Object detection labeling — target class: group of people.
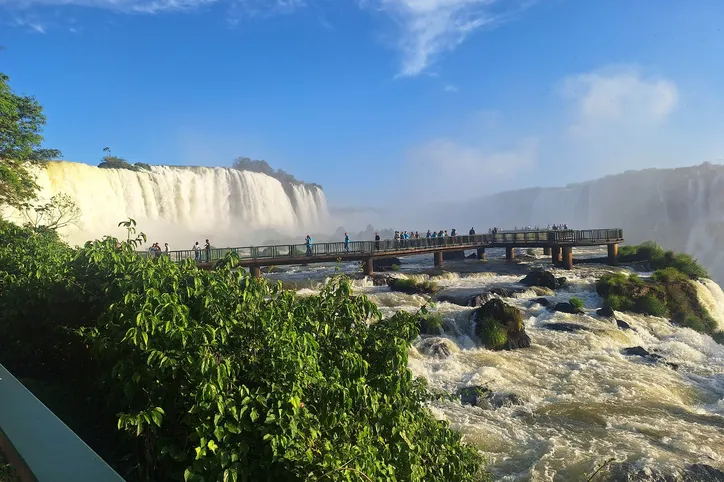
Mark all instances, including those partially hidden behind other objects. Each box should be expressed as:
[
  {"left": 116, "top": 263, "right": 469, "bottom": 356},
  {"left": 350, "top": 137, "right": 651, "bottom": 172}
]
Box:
[
  {"left": 147, "top": 242, "right": 169, "bottom": 258},
  {"left": 192, "top": 239, "right": 212, "bottom": 261}
]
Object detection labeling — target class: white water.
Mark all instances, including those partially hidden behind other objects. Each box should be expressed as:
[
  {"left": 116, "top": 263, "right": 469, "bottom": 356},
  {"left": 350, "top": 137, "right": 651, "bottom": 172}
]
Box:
[
  {"left": 7, "top": 161, "right": 328, "bottom": 247},
  {"left": 269, "top": 251, "right": 724, "bottom": 481}
]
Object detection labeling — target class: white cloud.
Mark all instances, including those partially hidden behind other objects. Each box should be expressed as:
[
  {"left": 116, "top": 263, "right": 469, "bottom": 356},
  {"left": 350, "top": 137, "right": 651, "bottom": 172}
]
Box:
[
  {"left": 361, "top": 0, "right": 527, "bottom": 77},
  {"left": 561, "top": 67, "right": 678, "bottom": 137},
  {"left": 444, "top": 84, "right": 458, "bottom": 92}
]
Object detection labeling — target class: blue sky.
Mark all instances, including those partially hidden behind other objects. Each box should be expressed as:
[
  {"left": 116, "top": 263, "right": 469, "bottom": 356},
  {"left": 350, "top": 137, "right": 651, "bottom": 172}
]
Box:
[{"left": 2, "top": 0, "right": 724, "bottom": 207}]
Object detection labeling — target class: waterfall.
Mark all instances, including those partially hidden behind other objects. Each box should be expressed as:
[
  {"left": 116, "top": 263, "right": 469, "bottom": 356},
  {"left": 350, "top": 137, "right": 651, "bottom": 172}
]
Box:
[
  {"left": 8, "top": 161, "right": 328, "bottom": 248},
  {"left": 445, "top": 163, "right": 724, "bottom": 283}
]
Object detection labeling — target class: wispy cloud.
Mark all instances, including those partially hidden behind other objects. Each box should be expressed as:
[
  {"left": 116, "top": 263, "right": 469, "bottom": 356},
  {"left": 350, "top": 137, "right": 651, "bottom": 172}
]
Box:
[
  {"left": 444, "top": 84, "right": 458, "bottom": 92},
  {"left": 13, "top": 16, "right": 47, "bottom": 33},
  {"left": 360, "top": 0, "right": 532, "bottom": 77}
]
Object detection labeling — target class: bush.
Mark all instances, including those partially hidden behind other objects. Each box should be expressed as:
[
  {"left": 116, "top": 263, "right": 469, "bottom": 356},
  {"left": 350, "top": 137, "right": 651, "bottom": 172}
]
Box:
[
  {"left": 477, "top": 318, "right": 508, "bottom": 350},
  {"left": 568, "top": 297, "right": 584, "bottom": 310},
  {"left": 652, "top": 267, "right": 689, "bottom": 283},
  {"left": 389, "top": 278, "right": 439, "bottom": 295},
  {"left": 634, "top": 294, "right": 668, "bottom": 317},
  {"left": 0, "top": 222, "right": 486, "bottom": 481},
  {"left": 134, "top": 162, "right": 152, "bottom": 171},
  {"left": 618, "top": 241, "right": 709, "bottom": 279},
  {"left": 98, "top": 155, "right": 137, "bottom": 171},
  {"left": 391, "top": 264, "right": 401, "bottom": 271},
  {"left": 418, "top": 313, "right": 444, "bottom": 335}
]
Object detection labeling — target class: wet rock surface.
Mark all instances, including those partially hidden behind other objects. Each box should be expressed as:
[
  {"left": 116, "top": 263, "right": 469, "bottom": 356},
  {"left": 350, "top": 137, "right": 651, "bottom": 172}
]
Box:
[
  {"left": 520, "top": 269, "right": 566, "bottom": 290},
  {"left": 531, "top": 297, "right": 551, "bottom": 307},
  {"left": 552, "top": 302, "right": 585, "bottom": 314},
  {"left": 473, "top": 299, "right": 531, "bottom": 350},
  {"left": 457, "top": 385, "right": 524, "bottom": 410},
  {"left": 541, "top": 322, "right": 590, "bottom": 332},
  {"left": 597, "top": 306, "right": 615, "bottom": 317},
  {"left": 371, "top": 257, "right": 403, "bottom": 271},
  {"left": 622, "top": 346, "right": 679, "bottom": 370},
  {"left": 417, "top": 338, "right": 454, "bottom": 359},
  {"left": 617, "top": 319, "right": 633, "bottom": 330}
]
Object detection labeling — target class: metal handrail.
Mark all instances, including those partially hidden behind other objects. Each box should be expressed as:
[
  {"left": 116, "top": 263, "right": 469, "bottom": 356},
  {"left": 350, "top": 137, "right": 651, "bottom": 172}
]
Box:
[
  {"left": 0, "top": 364, "right": 125, "bottom": 482},
  {"left": 139, "top": 229, "right": 623, "bottom": 263}
]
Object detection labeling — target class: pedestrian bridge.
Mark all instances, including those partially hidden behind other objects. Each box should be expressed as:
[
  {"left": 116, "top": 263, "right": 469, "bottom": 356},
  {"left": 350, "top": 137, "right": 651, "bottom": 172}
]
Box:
[{"left": 162, "top": 228, "right": 624, "bottom": 276}]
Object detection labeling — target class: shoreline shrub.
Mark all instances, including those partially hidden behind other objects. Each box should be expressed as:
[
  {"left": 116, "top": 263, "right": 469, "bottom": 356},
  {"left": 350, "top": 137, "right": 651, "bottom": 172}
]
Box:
[{"left": 0, "top": 222, "right": 486, "bottom": 481}]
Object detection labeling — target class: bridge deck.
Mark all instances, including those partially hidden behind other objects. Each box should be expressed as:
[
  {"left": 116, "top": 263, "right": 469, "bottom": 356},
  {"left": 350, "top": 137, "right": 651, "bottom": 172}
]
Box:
[{"left": 153, "top": 229, "right": 623, "bottom": 268}]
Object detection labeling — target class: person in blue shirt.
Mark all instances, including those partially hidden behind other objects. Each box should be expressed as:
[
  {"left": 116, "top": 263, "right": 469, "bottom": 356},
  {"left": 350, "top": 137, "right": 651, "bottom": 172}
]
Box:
[
  {"left": 306, "top": 235, "right": 313, "bottom": 256},
  {"left": 344, "top": 233, "right": 350, "bottom": 252}
]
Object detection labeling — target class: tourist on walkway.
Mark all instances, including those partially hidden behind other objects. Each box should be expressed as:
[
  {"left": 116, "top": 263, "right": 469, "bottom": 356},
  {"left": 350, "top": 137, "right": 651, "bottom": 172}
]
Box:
[
  {"left": 306, "top": 235, "right": 313, "bottom": 256},
  {"left": 193, "top": 241, "right": 201, "bottom": 261},
  {"left": 164, "top": 242, "right": 170, "bottom": 256},
  {"left": 375, "top": 232, "right": 380, "bottom": 251},
  {"left": 344, "top": 232, "right": 350, "bottom": 253},
  {"left": 205, "top": 239, "right": 211, "bottom": 262},
  {"left": 469, "top": 227, "right": 475, "bottom": 235}
]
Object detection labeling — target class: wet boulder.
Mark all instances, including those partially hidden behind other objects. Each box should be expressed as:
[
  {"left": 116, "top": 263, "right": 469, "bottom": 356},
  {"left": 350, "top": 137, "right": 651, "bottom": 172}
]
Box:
[
  {"left": 473, "top": 299, "right": 531, "bottom": 350},
  {"left": 622, "top": 346, "right": 679, "bottom": 370},
  {"left": 531, "top": 297, "right": 551, "bottom": 307},
  {"left": 541, "top": 322, "right": 589, "bottom": 332},
  {"left": 520, "top": 269, "right": 566, "bottom": 290},
  {"left": 388, "top": 278, "right": 439, "bottom": 295},
  {"left": 616, "top": 319, "right": 632, "bottom": 330},
  {"left": 489, "top": 287, "right": 526, "bottom": 298},
  {"left": 456, "top": 386, "right": 524, "bottom": 410},
  {"left": 597, "top": 306, "right": 615, "bottom": 317},
  {"left": 417, "top": 338, "right": 455, "bottom": 359},
  {"left": 552, "top": 302, "right": 584, "bottom": 314}
]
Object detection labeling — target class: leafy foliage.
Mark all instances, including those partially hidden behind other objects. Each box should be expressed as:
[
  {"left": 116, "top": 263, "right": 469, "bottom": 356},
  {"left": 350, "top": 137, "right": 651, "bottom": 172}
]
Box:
[
  {"left": 232, "top": 157, "right": 322, "bottom": 189},
  {"left": 568, "top": 297, "right": 584, "bottom": 311},
  {"left": 618, "top": 241, "right": 709, "bottom": 279},
  {"left": 0, "top": 73, "right": 62, "bottom": 208},
  {"left": 20, "top": 193, "right": 80, "bottom": 230},
  {"left": 98, "top": 155, "right": 137, "bottom": 171},
  {"left": 0, "top": 220, "right": 486, "bottom": 482},
  {"left": 596, "top": 270, "right": 718, "bottom": 336}
]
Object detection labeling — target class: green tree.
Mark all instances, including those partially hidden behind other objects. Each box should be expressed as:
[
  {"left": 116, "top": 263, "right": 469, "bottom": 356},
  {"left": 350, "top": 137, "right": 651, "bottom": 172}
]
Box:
[{"left": 0, "top": 73, "right": 61, "bottom": 208}]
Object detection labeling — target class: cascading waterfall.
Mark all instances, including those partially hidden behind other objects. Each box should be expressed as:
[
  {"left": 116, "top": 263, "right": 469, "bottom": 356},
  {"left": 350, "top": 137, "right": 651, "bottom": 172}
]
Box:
[
  {"left": 9, "top": 161, "right": 328, "bottom": 247},
  {"left": 445, "top": 163, "right": 724, "bottom": 283}
]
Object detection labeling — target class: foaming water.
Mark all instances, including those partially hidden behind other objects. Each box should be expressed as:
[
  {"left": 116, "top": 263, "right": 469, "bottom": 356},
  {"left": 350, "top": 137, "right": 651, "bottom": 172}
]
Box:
[
  {"left": 272, "top": 249, "right": 724, "bottom": 480},
  {"left": 4, "top": 161, "right": 328, "bottom": 247}
]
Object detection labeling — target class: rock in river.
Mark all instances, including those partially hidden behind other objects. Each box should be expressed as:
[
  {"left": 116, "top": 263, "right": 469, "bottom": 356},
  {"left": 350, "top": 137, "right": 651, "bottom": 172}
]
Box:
[
  {"left": 552, "top": 302, "right": 585, "bottom": 314},
  {"left": 622, "top": 346, "right": 679, "bottom": 370},
  {"left": 457, "top": 385, "right": 524, "bottom": 410},
  {"left": 520, "top": 269, "right": 566, "bottom": 290},
  {"left": 473, "top": 299, "right": 531, "bottom": 350}
]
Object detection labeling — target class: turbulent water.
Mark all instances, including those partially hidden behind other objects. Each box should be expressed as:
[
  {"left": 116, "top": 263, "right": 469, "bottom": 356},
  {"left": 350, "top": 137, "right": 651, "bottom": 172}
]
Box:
[
  {"left": 266, "top": 249, "right": 724, "bottom": 481},
  {"left": 436, "top": 163, "right": 724, "bottom": 284},
  {"left": 9, "top": 161, "right": 328, "bottom": 248}
]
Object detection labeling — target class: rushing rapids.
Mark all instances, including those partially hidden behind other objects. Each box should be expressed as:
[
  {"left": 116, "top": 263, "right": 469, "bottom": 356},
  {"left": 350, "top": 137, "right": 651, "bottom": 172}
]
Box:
[
  {"left": 5, "top": 161, "right": 328, "bottom": 247},
  {"left": 266, "top": 247, "right": 724, "bottom": 481}
]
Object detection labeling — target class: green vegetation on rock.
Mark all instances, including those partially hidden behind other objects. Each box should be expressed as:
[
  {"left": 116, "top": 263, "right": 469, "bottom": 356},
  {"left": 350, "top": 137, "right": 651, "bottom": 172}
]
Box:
[
  {"left": 619, "top": 241, "right": 709, "bottom": 279},
  {"left": 597, "top": 270, "right": 718, "bottom": 335},
  {"left": 0, "top": 219, "right": 486, "bottom": 481},
  {"left": 389, "top": 277, "right": 439, "bottom": 295},
  {"left": 473, "top": 299, "right": 530, "bottom": 351},
  {"left": 569, "top": 297, "right": 584, "bottom": 311}
]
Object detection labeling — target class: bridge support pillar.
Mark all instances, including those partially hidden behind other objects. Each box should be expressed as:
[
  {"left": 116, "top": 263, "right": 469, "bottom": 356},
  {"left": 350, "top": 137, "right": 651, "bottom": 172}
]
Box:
[
  {"left": 434, "top": 252, "right": 443, "bottom": 267},
  {"left": 477, "top": 247, "right": 486, "bottom": 261},
  {"left": 250, "top": 266, "right": 261, "bottom": 279},
  {"left": 551, "top": 246, "right": 562, "bottom": 265},
  {"left": 562, "top": 247, "right": 573, "bottom": 270},
  {"left": 362, "top": 258, "right": 374, "bottom": 276},
  {"left": 607, "top": 243, "right": 618, "bottom": 266},
  {"left": 506, "top": 247, "right": 515, "bottom": 260},
  {"left": 543, "top": 247, "right": 551, "bottom": 256}
]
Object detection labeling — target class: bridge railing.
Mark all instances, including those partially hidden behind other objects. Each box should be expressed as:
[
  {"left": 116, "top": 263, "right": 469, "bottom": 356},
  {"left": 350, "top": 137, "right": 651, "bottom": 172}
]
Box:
[{"left": 141, "top": 229, "right": 623, "bottom": 263}]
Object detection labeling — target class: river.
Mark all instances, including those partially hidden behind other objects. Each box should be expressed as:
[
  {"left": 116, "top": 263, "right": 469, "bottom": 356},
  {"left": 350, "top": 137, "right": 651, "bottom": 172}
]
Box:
[{"left": 265, "top": 247, "right": 724, "bottom": 481}]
